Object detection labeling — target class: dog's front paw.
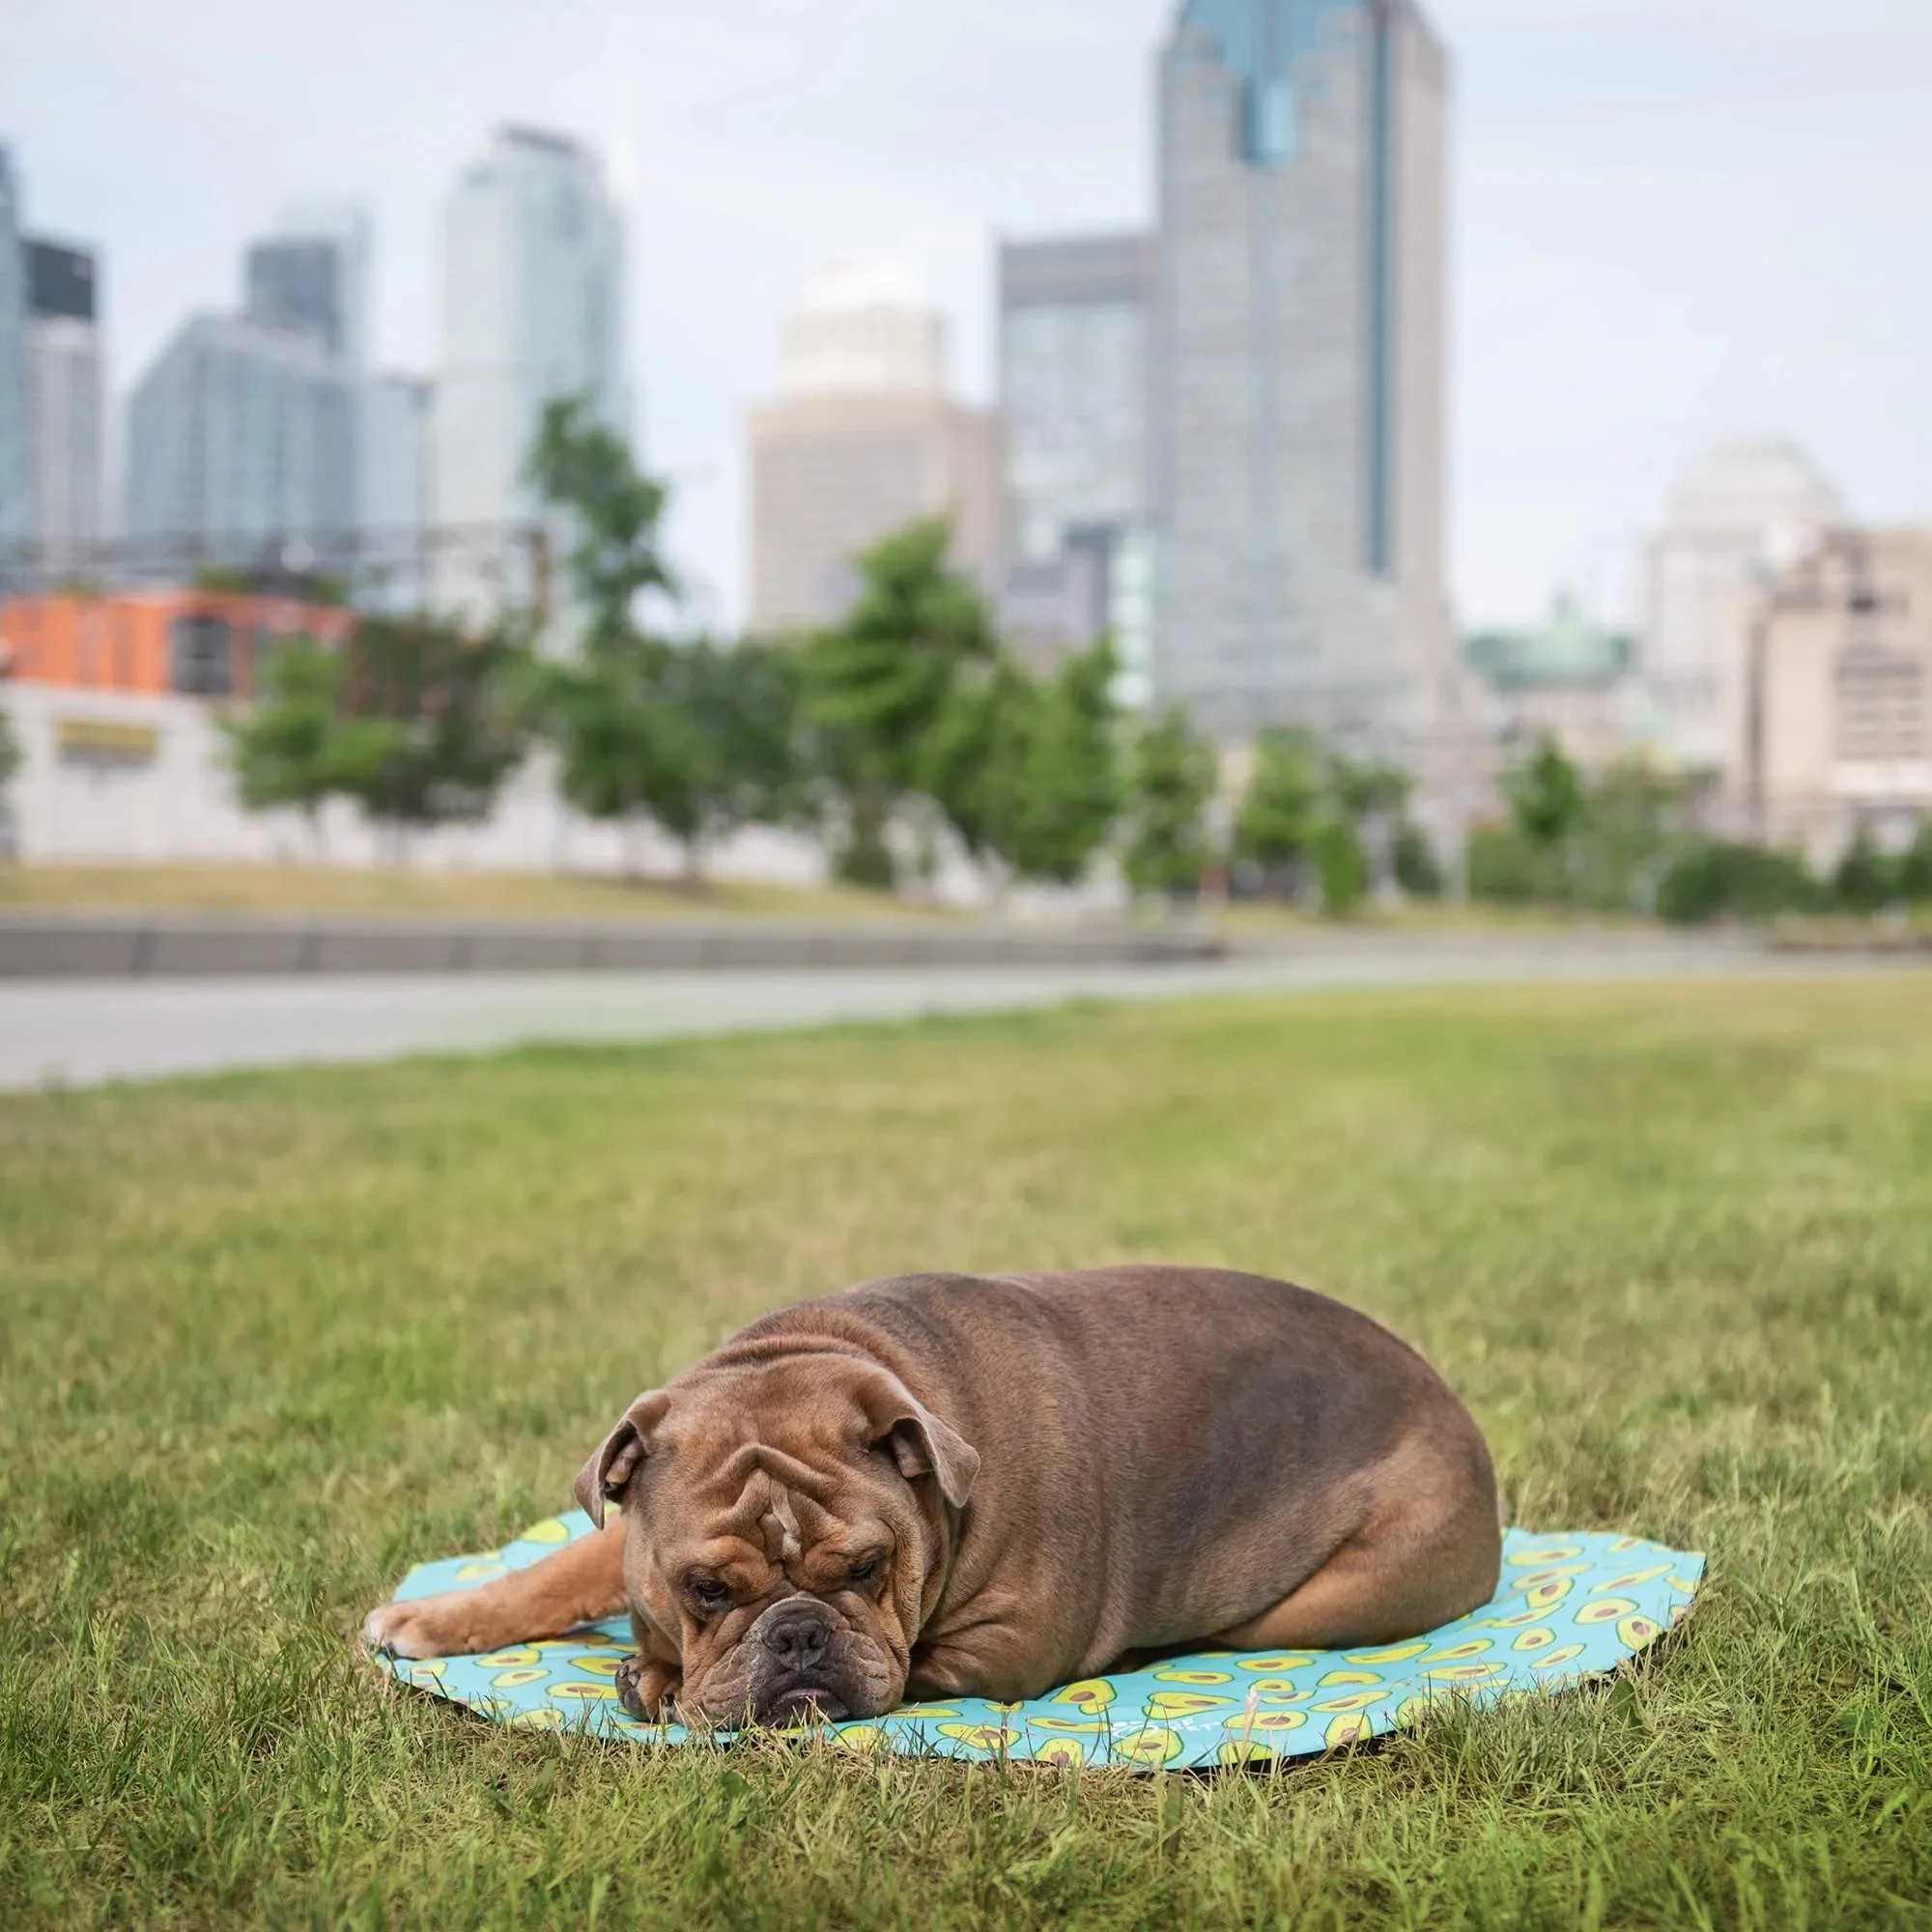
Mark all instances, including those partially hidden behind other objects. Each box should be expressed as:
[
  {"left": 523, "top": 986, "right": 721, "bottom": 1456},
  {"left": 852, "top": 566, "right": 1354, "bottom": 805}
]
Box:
[
  {"left": 362, "top": 1591, "right": 494, "bottom": 1661},
  {"left": 615, "top": 1652, "right": 680, "bottom": 1721}
]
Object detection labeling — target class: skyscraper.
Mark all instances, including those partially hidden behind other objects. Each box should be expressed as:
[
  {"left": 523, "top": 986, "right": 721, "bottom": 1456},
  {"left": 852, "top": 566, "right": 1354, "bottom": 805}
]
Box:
[
  {"left": 358, "top": 370, "right": 432, "bottom": 608},
  {"left": 244, "top": 204, "right": 369, "bottom": 369},
  {"left": 998, "top": 232, "right": 1156, "bottom": 687},
  {"left": 23, "top": 239, "right": 105, "bottom": 574},
  {"left": 750, "top": 258, "right": 1000, "bottom": 635},
  {"left": 431, "top": 126, "right": 625, "bottom": 617},
  {"left": 1151, "top": 0, "right": 1451, "bottom": 753},
  {"left": 124, "top": 314, "right": 356, "bottom": 563},
  {"left": 0, "top": 144, "right": 28, "bottom": 568}
]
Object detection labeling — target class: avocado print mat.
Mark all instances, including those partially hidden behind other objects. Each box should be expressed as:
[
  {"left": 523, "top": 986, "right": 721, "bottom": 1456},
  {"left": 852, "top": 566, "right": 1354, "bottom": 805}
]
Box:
[{"left": 372, "top": 1516, "right": 1702, "bottom": 1770}]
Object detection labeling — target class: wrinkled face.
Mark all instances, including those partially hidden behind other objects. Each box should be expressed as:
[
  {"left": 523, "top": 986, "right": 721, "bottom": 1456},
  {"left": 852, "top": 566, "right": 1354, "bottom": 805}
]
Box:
[{"left": 583, "top": 1358, "right": 974, "bottom": 1728}]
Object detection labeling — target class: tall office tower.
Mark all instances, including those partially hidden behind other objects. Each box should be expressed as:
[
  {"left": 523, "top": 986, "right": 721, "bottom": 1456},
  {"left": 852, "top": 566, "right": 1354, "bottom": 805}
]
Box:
[
  {"left": 998, "top": 232, "right": 1156, "bottom": 686},
  {"left": 244, "top": 204, "right": 369, "bottom": 369},
  {"left": 750, "top": 258, "right": 1000, "bottom": 635},
  {"left": 0, "top": 144, "right": 28, "bottom": 569},
  {"left": 1644, "top": 440, "right": 1844, "bottom": 809},
  {"left": 431, "top": 126, "right": 625, "bottom": 618},
  {"left": 23, "top": 239, "right": 105, "bottom": 575},
  {"left": 124, "top": 314, "right": 356, "bottom": 566},
  {"left": 1152, "top": 0, "right": 1452, "bottom": 753}
]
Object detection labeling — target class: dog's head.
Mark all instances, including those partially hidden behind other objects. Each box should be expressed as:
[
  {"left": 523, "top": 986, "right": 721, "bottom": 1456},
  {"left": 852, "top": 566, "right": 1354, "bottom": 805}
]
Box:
[{"left": 575, "top": 1355, "right": 979, "bottom": 1727}]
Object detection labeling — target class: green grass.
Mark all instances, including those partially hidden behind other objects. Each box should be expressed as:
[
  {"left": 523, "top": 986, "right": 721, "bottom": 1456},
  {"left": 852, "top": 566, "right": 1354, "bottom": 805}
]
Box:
[{"left": 3, "top": 980, "right": 1930, "bottom": 1929}]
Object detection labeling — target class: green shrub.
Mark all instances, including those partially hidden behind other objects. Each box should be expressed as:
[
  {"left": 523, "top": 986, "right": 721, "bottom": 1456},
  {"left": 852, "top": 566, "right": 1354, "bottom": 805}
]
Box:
[
  {"left": 1393, "top": 820, "right": 1445, "bottom": 898},
  {"left": 1466, "top": 821, "right": 1565, "bottom": 904},
  {"left": 1899, "top": 817, "right": 1932, "bottom": 905},
  {"left": 1314, "top": 817, "right": 1369, "bottom": 916},
  {"left": 1655, "top": 838, "right": 1823, "bottom": 924},
  {"left": 1832, "top": 827, "right": 1896, "bottom": 915}
]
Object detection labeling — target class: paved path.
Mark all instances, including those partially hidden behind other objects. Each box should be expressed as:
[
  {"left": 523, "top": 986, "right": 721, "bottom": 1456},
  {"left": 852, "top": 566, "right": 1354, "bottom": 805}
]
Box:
[{"left": 1, "top": 942, "right": 1918, "bottom": 1091}]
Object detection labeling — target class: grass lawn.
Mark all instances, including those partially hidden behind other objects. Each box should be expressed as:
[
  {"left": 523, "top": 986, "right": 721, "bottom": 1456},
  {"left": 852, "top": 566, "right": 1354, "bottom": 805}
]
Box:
[
  {"left": 0, "top": 861, "right": 944, "bottom": 924},
  {"left": 3, "top": 979, "right": 1929, "bottom": 1929}
]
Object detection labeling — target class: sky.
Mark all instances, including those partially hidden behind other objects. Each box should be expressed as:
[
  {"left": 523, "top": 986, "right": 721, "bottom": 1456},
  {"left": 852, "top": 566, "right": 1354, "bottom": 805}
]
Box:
[{"left": 3, "top": 0, "right": 1929, "bottom": 634}]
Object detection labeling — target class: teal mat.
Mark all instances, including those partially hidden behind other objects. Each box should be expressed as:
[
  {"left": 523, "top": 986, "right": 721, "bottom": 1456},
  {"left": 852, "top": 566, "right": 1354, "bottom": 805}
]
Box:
[{"left": 375, "top": 1514, "right": 1702, "bottom": 1769}]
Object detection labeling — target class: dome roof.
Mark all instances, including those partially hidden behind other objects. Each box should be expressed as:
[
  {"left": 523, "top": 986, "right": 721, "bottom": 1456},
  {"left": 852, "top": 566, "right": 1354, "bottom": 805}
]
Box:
[
  {"left": 1662, "top": 439, "right": 1845, "bottom": 546},
  {"left": 1465, "top": 594, "right": 1633, "bottom": 692}
]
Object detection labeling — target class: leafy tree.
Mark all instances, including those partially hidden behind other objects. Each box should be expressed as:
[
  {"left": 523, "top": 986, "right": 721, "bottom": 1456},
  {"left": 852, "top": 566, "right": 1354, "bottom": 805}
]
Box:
[
  {"left": 526, "top": 395, "right": 674, "bottom": 654},
  {"left": 220, "top": 639, "right": 348, "bottom": 849},
  {"left": 1121, "top": 708, "right": 1217, "bottom": 903},
  {"left": 1506, "top": 734, "right": 1587, "bottom": 851},
  {"left": 333, "top": 614, "right": 532, "bottom": 851},
  {"left": 1393, "top": 820, "right": 1445, "bottom": 898},
  {"left": 1898, "top": 817, "right": 1932, "bottom": 905},
  {"left": 1233, "top": 727, "right": 1322, "bottom": 893},
  {"left": 1313, "top": 816, "right": 1369, "bottom": 917},
  {"left": 922, "top": 652, "right": 1037, "bottom": 874},
  {"left": 526, "top": 395, "right": 807, "bottom": 882},
  {"left": 1832, "top": 825, "right": 1895, "bottom": 915},
  {"left": 803, "top": 518, "right": 997, "bottom": 890},
  {"left": 1001, "top": 639, "right": 1120, "bottom": 889}
]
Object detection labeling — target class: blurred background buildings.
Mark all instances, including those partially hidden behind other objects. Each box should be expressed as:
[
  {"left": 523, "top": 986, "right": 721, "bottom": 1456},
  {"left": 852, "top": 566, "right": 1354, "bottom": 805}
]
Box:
[
  {"left": 0, "top": 1, "right": 1929, "bottom": 883},
  {"left": 749, "top": 257, "right": 1000, "bottom": 635}
]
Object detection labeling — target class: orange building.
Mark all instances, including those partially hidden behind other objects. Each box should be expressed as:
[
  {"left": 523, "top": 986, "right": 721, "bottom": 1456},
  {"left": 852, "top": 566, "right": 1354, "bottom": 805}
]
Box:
[{"left": 0, "top": 589, "right": 356, "bottom": 700}]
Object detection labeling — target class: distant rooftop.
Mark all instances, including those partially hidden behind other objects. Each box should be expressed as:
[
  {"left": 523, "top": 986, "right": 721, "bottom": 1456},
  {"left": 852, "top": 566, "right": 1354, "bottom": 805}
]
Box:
[{"left": 1465, "top": 595, "right": 1634, "bottom": 692}]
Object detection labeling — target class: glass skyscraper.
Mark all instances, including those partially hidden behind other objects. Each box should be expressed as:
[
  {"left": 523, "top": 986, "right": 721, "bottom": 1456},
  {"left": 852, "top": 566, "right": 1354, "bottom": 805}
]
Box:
[
  {"left": 431, "top": 126, "right": 626, "bottom": 620},
  {"left": 1152, "top": 0, "right": 1452, "bottom": 753}
]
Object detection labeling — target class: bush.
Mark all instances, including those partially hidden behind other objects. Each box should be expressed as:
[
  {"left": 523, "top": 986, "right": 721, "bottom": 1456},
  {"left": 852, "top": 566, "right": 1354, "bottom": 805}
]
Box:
[
  {"left": 1313, "top": 818, "right": 1369, "bottom": 917},
  {"left": 1393, "top": 820, "right": 1445, "bottom": 898},
  {"left": 1466, "top": 822, "right": 1565, "bottom": 905},
  {"left": 1832, "top": 826, "right": 1896, "bottom": 915},
  {"left": 1655, "top": 838, "right": 1823, "bottom": 925},
  {"left": 1899, "top": 818, "right": 1932, "bottom": 905}
]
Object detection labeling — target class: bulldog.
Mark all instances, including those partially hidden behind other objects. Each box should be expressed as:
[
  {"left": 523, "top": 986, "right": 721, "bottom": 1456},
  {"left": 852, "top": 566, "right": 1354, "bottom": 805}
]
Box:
[{"left": 363, "top": 1267, "right": 1500, "bottom": 1727}]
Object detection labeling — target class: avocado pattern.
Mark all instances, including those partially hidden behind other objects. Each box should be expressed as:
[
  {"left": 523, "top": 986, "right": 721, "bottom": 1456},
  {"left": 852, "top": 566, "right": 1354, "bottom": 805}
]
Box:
[{"left": 374, "top": 1520, "right": 1702, "bottom": 1772}]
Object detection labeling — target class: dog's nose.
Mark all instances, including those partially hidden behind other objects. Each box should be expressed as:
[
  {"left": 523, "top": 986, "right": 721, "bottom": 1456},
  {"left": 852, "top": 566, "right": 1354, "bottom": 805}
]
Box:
[{"left": 759, "top": 1603, "right": 834, "bottom": 1669}]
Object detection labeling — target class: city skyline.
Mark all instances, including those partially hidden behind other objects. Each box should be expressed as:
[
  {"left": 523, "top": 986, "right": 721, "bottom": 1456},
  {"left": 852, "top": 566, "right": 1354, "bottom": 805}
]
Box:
[{"left": 2, "top": 0, "right": 1929, "bottom": 633}]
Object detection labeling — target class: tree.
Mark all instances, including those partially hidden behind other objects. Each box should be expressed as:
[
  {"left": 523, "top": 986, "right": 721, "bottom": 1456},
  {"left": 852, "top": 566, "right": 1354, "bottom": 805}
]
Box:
[
  {"left": 1393, "top": 820, "right": 1445, "bottom": 898},
  {"left": 1313, "top": 817, "right": 1369, "bottom": 916},
  {"left": 1506, "top": 734, "right": 1587, "bottom": 851},
  {"left": 220, "top": 639, "right": 349, "bottom": 851},
  {"left": 332, "top": 614, "right": 532, "bottom": 852},
  {"left": 526, "top": 395, "right": 807, "bottom": 883},
  {"left": 1832, "top": 825, "right": 1895, "bottom": 915},
  {"left": 1000, "top": 639, "right": 1121, "bottom": 890},
  {"left": 1233, "top": 727, "right": 1322, "bottom": 894},
  {"left": 803, "top": 518, "right": 997, "bottom": 890},
  {"left": 1898, "top": 817, "right": 1932, "bottom": 906},
  {"left": 526, "top": 395, "right": 674, "bottom": 655},
  {"left": 1121, "top": 708, "right": 1217, "bottom": 904}
]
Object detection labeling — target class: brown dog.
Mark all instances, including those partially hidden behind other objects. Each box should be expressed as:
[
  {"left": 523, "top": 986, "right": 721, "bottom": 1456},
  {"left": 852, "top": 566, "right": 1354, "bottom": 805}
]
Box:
[{"left": 364, "top": 1267, "right": 1500, "bottom": 1726}]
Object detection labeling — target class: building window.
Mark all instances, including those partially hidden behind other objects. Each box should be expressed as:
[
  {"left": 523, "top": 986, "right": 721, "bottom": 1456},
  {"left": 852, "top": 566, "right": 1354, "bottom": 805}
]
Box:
[
  {"left": 170, "top": 614, "right": 234, "bottom": 696},
  {"left": 1834, "top": 644, "right": 1923, "bottom": 762}
]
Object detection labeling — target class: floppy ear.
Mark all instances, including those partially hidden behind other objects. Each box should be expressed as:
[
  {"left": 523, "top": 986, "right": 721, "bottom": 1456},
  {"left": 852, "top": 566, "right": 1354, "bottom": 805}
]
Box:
[
  {"left": 573, "top": 1390, "right": 670, "bottom": 1528},
  {"left": 855, "top": 1369, "right": 980, "bottom": 1510}
]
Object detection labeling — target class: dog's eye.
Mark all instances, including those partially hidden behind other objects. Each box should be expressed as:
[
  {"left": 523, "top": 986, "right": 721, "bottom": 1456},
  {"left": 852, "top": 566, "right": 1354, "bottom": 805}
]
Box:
[
  {"left": 846, "top": 1555, "right": 883, "bottom": 1590},
  {"left": 685, "top": 1577, "right": 733, "bottom": 1613}
]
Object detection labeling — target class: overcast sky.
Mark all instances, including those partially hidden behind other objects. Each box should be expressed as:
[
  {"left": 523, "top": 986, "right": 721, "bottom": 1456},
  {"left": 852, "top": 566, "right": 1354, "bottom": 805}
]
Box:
[{"left": 4, "top": 0, "right": 1928, "bottom": 632}]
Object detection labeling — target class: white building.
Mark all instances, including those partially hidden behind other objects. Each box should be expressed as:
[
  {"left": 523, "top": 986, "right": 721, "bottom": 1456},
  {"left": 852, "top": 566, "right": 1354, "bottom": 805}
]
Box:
[
  {"left": 1643, "top": 439, "right": 1845, "bottom": 805},
  {"left": 749, "top": 257, "right": 1001, "bottom": 634},
  {"left": 23, "top": 239, "right": 105, "bottom": 576},
  {"left": 430, "top": 126, "right": 626, "bottom": 621}
]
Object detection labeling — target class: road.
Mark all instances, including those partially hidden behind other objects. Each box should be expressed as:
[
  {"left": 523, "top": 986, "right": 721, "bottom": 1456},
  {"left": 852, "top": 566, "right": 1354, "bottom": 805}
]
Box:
[{"left": 0, "top": 940, "right": 1918, "bottom": 1091}]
